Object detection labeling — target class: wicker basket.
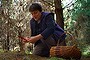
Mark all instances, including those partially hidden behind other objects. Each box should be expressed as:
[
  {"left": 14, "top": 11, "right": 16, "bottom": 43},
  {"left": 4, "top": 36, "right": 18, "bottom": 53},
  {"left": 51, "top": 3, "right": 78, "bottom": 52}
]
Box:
[{"left": 50, "top": 32, "right": 81, "bottom": 59}]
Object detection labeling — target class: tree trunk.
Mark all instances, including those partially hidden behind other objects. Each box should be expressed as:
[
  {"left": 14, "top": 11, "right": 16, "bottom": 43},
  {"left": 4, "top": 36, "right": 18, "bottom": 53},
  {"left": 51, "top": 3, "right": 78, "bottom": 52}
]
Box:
[
  {"left": 18, "top": 27, "right": 25, "bottom": 52},
  {"left": 54, "top": 0, "right": 64, "bottom": 29}
]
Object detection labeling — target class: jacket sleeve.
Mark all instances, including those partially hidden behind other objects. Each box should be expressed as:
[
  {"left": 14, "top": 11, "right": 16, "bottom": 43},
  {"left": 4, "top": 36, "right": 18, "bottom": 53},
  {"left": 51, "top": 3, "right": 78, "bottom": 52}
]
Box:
[
  {"left": 30, "top": 19, "right": 36, "bottom": 36},
  {"left": 41, "top": 14, "right": 55, "bottom": 39}
]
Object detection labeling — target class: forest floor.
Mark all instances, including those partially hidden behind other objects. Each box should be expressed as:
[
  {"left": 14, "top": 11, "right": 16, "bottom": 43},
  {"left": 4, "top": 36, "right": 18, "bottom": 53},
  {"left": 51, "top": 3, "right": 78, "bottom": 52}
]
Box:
[{"left": 0, "top": 51, "right": 90, "bottom": 60}]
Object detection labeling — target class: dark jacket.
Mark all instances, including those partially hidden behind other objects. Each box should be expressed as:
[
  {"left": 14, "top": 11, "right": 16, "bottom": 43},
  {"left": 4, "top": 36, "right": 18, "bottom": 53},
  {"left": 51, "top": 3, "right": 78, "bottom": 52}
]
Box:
[{"left": 30, "top": 12, "right": 66, "bottom": 45}]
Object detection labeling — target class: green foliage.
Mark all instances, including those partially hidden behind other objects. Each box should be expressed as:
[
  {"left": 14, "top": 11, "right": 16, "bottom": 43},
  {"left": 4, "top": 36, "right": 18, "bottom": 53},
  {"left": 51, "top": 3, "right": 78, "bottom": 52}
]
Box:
[
  {"left": 69, "top": 0, "right": 90, "bottom": 57},
  {"left": 63, "top": 0, "right": 90, "bottom": 57},
  {"left": 71, "top": 0, "right": 90, "bottom": 19},
  {"left": 48, "top": 57, "right": 63, "bottom": 60},
  {"left": 0, "top": 49, "right": 4, "bottom": 53},
  {"left": 82, "top": 45, "right": 90, "bottom": 57}
]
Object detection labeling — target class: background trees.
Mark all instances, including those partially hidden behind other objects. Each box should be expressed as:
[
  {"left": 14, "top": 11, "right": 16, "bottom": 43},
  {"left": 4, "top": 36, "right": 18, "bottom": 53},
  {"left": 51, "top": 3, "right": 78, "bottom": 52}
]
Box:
[{"left": 0, "top": 0, "right": 90, "bottom": 57}]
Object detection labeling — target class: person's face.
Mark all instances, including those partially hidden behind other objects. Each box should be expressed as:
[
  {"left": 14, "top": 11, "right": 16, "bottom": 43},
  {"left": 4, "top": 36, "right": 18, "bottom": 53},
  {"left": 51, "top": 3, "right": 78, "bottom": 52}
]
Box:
[{"left": 30, "top": 10, "right": 42, "bottom": 21}]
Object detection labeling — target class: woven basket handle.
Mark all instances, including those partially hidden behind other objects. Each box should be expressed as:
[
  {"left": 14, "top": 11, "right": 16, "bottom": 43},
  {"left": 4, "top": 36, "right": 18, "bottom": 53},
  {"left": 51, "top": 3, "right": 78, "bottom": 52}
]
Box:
[{"left": 57, "top": 32, "right": 76, "bottom": 46}]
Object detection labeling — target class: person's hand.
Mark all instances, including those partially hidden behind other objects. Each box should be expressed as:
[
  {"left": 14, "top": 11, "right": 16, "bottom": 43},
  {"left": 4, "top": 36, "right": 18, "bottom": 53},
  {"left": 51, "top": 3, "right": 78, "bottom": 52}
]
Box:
[
  {"left": 18, "top": 34, "right": 43, "bottom": 43},
  {"left": 18, "top": 36, "right": 36, "bottom": 43},
  {"left": 28, "top": 36, "right": 37, "bottom": 43},
  {"left": 22, "top": 37, "right": 30, "bottom": 43},
  {"left": 18, "top": 36, "right": 30, "bottom": 43},
  {"left": 28, "top": 34, "right": 43, "bottom": 43}
]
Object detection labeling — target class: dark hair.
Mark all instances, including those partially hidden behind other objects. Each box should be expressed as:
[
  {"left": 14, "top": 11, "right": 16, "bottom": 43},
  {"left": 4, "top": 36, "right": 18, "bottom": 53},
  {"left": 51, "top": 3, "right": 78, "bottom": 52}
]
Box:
[{"left": 29, "top": 3, "right": 42, "bottom": 12}]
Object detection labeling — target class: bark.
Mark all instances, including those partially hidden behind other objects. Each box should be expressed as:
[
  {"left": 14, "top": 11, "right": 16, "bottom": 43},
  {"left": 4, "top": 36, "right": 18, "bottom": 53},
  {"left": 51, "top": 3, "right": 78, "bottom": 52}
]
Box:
[{"left": 54, "top": 0, "right": 64, "bottom": 29}]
